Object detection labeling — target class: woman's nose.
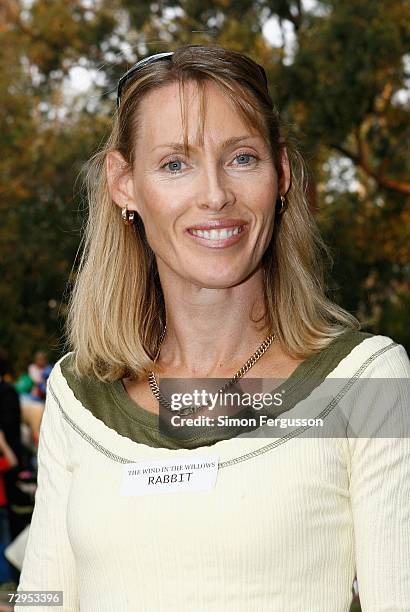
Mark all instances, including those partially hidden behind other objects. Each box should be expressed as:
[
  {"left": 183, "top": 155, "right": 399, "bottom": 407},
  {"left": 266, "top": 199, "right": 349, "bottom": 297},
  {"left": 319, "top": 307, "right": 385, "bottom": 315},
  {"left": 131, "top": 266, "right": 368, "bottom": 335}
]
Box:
[{"left": 195, "top": 164, "right": 236, "bottom": 211}]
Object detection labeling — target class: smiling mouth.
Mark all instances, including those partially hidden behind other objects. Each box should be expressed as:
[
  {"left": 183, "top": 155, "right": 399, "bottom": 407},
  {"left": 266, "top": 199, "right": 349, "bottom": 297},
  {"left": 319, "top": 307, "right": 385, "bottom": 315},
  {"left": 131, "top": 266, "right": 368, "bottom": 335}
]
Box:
[{"left": 188, "top": 226, "right": 244, "bottom": 240}]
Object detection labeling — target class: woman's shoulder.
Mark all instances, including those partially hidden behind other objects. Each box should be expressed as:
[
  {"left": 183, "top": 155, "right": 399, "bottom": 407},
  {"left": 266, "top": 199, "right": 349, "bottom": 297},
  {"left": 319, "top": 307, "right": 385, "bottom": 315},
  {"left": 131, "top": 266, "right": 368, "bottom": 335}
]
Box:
[
  {"left": 325, "top": 329, "right": 409, "bottom": 379},
  {"left": 48, "top": 352, "right": 115, "bottom": 414},
  {"left": 45, "top": 352, "right": 133, "bottom": 449},
  {"left": 335, "top": 333, "right": 409, "bottom": 440},
  {"left": 47, "top": 351, "right": 82, "bottom": 392}
]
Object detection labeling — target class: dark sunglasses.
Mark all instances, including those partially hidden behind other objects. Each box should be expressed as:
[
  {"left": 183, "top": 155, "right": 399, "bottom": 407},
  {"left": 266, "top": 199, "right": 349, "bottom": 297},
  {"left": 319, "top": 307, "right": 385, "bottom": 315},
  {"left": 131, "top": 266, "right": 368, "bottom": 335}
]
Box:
[{"left": 116, "top": 51, "right": 268, "bottom": 108}]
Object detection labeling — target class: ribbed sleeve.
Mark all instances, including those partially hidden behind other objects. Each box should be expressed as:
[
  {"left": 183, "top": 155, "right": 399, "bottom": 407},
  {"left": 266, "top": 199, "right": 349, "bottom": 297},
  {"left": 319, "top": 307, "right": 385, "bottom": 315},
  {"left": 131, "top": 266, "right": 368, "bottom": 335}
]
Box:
[
  {"left": 17, "top": 372, "right": 79, "bottom": 611},
  {"left": 348, "top": 345, "right": 410, "bottom": 611}
]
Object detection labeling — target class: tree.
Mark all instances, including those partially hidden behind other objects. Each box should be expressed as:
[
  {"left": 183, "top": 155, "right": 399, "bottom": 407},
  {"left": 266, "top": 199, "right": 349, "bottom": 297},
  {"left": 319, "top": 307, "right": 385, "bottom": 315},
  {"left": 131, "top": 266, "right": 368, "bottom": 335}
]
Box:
[{"left": 0, "top": 0, "right": 116, "bottom": 370}]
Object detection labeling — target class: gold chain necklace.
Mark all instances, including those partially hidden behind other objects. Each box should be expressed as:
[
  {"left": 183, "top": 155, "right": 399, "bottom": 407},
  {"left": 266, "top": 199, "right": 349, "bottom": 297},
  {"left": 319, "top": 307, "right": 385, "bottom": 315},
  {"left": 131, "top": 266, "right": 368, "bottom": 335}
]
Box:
[{"left": 147, "top": 325, "right": 275, "bottom": 416}]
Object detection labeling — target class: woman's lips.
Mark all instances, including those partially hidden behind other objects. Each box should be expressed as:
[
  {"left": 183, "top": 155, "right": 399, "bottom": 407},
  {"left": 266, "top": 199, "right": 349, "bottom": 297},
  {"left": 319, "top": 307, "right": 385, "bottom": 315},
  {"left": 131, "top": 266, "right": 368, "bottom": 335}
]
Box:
[{"left": 186, "top": 224, "right": 247, "bottom": 248}]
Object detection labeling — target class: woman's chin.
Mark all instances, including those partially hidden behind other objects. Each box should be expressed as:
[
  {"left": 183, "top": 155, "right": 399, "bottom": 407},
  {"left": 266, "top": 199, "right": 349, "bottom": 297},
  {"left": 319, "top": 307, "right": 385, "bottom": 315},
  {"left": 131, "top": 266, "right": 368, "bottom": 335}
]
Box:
[{"left": 187, "top": 270, "right": 250, "bottom": 289}]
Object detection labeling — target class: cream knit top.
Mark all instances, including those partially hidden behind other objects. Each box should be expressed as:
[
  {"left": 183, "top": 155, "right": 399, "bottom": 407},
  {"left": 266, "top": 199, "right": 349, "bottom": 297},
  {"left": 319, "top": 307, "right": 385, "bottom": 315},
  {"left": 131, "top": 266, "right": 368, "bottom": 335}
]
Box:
[{"left": 17, "top": 333, "right": 410, "bottom": 611}]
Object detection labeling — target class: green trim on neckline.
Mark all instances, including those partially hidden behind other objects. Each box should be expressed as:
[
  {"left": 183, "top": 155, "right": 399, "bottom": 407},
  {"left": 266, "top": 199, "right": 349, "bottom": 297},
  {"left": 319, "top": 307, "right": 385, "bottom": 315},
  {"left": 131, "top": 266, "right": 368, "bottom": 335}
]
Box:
[{"left": 60, "top": 329, "right": 372, "bottom": 450}]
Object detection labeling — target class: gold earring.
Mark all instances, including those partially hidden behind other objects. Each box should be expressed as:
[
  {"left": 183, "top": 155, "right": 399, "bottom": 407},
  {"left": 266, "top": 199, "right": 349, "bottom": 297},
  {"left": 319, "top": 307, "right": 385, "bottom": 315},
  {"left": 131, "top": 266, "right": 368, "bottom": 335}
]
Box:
[
  {"left": 277, "top": 195, "right": 286, "bottom": 214},
  {"left": 121, "top": 205, "right": 135, "bottom": 225}
]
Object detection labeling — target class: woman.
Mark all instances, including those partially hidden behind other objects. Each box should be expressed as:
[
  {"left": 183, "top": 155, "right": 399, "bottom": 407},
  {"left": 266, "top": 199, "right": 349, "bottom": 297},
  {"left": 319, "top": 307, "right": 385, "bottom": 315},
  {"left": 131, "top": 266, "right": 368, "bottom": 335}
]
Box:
[{"left": 18, "top": 45, "right": 409, "bottom": 611}]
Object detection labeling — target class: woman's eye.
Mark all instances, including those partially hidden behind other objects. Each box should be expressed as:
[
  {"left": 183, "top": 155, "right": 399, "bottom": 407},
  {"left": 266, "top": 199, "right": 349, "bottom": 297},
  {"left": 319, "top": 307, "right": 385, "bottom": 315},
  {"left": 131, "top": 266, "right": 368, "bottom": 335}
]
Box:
[
  {"left": 233, "top": 153, "right": 257, "bottom": 166},
  {"left": 162, "top": 158, "right": 186, "bottom": 173}
]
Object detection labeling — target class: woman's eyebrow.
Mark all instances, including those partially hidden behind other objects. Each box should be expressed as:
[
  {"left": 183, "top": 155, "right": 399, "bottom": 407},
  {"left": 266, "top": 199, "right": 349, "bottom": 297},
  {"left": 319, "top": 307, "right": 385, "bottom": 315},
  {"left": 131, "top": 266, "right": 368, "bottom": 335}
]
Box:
[{"left": 150, "top": 135, "right": 260, "bottom": 153}]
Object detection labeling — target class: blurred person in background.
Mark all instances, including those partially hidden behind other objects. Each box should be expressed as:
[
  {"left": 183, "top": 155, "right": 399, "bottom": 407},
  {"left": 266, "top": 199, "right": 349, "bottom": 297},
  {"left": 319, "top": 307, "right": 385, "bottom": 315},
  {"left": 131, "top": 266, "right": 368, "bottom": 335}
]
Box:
[
  {"left": 27, "top": 351, "right": 52, "bottom": 403},
  {"left": 14, "top": 351, "right": 52, "bottom": 448},
  {"left": 0, "top": 350, "right": 34, "bottom": 585},
  {"left": 0, "top": 430, "right": 18, "bottom": 585}
]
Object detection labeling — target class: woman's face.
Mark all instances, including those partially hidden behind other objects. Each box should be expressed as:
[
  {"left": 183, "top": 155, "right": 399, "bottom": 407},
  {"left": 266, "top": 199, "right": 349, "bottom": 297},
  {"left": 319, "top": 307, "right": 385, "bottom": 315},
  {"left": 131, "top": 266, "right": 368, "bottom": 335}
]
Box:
[{"left": 108, "top": 80, "right": 289, "bottom": 289}]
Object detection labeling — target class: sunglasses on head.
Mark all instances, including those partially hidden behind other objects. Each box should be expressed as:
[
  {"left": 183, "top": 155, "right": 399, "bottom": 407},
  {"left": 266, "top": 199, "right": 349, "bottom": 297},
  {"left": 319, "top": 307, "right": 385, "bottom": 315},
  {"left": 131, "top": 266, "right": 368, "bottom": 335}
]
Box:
[{"left": 116, "top": 51, "right": 268, "bottom": 108}]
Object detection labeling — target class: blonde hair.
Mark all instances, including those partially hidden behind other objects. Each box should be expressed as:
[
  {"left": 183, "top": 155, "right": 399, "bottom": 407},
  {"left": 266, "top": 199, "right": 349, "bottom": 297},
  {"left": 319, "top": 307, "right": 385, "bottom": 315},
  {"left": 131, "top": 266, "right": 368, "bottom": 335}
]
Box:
[{"left": 66, "top": 44, "right": 359, "bottom": 382}]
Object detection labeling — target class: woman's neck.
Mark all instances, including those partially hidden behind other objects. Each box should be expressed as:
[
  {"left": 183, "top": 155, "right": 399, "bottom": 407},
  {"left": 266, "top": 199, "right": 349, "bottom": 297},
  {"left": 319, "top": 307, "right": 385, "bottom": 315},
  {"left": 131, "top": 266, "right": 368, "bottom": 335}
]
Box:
[{"left": 155, "top": 268, "right": 271, "bottom": 377}]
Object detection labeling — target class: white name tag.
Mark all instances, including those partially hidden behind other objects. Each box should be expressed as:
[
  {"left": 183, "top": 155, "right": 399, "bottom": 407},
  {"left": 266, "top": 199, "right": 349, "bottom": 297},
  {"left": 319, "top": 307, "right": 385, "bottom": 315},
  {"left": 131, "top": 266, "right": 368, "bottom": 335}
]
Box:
[{"left": 121, "top": 455, "right": 219, "bottom": 496}]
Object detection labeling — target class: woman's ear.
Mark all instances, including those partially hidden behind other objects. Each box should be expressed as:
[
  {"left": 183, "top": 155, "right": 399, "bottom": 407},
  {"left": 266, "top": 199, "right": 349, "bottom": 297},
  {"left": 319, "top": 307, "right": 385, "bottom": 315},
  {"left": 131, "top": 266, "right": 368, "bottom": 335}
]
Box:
[
  {"left": 278, "top": 146, "right": 291, "bottom": 196},
  {"left": 106, "top": 150, "right": 139, "bottom": 214}
]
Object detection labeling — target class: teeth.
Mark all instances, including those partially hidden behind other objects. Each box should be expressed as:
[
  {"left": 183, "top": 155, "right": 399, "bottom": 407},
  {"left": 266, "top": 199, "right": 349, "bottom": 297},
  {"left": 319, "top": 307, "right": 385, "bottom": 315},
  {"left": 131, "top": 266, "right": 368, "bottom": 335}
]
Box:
[{"left": 191, "top": 226, "right": 243, "bottom": 240}]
